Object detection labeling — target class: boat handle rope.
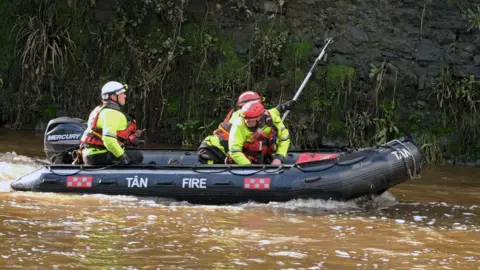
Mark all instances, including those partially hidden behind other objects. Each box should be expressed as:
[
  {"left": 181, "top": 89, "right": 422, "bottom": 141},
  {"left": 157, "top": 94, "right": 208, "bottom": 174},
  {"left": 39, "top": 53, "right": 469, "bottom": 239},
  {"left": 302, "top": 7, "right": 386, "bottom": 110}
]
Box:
[
  {"left": 191, "top": 166, "right": 232, "bottom": 174},
  {"left": 46, "top": 162, "right": 287, "bottom": 177},
  {"left": 230, "top": 165, "right": 285, "bottom": 176},
  {"left": 294, "top": 162, "right": 335, "bottom": 173},
  {"left": 376, "top": 140, "right": 419, "bottom": 180},
  {"left": 46, "top": 163, "right": 119, "bottom": 176},
  {"left": 192, "top": 165, "right": 285, "bottom": 176},
  {"left": 390, "top": 139, "right": 418, "bottom": 179}
]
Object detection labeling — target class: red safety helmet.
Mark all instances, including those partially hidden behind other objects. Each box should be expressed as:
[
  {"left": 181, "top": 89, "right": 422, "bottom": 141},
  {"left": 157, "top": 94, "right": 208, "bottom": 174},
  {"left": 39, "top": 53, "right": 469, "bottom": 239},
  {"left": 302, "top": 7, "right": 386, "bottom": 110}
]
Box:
[
  {"left": 237, "top": 91, "right": 262, "bottom": 107},
  {"left": 242, "top": 101, "right": 265, "bottom": 119}
]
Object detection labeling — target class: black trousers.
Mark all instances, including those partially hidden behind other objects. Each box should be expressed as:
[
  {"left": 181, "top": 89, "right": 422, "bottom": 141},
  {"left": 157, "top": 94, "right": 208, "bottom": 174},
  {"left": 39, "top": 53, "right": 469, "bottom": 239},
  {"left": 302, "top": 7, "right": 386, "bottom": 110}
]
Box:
[
  {"left": 83, "top": 149, "right": 144, "bottom": 165},
  {"left": 197, "top": 141, "right": 227, "bottom": 164}
]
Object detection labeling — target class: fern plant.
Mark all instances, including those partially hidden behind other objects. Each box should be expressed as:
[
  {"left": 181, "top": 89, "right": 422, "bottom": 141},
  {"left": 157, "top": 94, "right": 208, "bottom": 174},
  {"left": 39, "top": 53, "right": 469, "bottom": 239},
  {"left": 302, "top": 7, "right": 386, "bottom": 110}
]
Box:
[{"left": 467, "top": 6, "right": 480, "bottom": 32}]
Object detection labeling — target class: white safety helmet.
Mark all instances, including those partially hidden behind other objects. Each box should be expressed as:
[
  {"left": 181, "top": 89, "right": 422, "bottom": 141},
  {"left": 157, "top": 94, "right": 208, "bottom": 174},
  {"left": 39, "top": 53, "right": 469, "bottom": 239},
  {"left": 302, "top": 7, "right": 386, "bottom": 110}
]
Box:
[{"left": 101, "top": 81, "right": 128, "bottom": 100}]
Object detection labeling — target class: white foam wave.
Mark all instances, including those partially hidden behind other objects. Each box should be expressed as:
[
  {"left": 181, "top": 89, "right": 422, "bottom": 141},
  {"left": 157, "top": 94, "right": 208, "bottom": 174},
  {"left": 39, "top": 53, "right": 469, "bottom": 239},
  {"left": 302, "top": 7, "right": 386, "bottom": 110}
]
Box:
[
  {"left": 0, "top": 152, "right": 44, "bottom": 192},
  {"left": 241, "top": 192, "right": 398, "bottom": 213}
]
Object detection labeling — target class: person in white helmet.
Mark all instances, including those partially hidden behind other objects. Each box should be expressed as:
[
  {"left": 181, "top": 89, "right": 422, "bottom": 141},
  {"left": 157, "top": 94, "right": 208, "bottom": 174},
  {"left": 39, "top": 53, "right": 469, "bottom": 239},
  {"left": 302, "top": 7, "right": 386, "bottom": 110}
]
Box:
[{"left": 80, "top": 81, "right": 144, "bottom": 165}]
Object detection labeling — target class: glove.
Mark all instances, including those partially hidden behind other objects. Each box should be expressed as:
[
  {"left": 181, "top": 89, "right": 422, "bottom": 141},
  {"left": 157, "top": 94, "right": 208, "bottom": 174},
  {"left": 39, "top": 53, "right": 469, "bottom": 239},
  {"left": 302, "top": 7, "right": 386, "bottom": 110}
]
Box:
[
  {"left": 127, "top": 132, "right": 146, "bottom": 147},
  {"left": 130, "top": 137, "right": 145, "bottom": 147},
  {"left": 276, "top": 100, "right": 297, "bottom": 113},
  {"left": 133, "top": 129, "right": 145, "bottom": 137},
  {"left": 118, "top": 153, "right": 131, "bottom": 165},
  {"left": 271, "top": 158, "right": 282, "bottom": 166}
]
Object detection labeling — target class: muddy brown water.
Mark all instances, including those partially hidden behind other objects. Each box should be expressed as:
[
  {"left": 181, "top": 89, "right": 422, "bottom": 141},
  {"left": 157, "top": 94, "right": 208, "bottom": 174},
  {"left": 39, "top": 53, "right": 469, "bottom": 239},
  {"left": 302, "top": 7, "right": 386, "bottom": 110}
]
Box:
[{"left": 0, "top": 129, "right": 479, "bottom": 269}]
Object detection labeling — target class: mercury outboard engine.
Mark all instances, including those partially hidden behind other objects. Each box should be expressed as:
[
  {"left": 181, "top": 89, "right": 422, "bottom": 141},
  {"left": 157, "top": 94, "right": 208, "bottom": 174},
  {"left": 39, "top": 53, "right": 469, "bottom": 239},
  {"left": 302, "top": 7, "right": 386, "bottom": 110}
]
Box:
[{"left": 44, "top": 117, "right": 87, "bottom": 164}]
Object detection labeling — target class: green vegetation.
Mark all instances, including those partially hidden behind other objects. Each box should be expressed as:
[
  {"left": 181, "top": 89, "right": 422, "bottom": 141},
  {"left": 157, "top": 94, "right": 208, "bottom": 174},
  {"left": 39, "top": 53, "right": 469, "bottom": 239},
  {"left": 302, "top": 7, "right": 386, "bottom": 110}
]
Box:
[
  {"left": 467, "top": 6, "right": 480, "bottom": 31},
  {"left": 1, "top": 0, "right": 479, "bottom": 163},
  {"left": 432, "top": 69, "right": 480, "bottom": 162}
]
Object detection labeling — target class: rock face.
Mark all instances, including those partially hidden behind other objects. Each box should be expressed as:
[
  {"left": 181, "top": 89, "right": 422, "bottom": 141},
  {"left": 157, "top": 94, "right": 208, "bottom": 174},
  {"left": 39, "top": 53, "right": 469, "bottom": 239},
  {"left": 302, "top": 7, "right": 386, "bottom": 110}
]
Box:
[
  {"left": 187, "top": 0, "right": 480, "bottom": 93},
  {"left": 180, "top": 0, "right": 479, "bottom": 153}
]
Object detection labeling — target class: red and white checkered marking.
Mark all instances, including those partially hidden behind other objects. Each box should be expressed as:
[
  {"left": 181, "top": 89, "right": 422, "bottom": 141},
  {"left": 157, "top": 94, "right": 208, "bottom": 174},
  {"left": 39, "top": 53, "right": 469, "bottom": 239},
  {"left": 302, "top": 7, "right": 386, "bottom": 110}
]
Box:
[
  {"left": 66, "top": 176, "right": 93, "bottom": 188},
  {"left": 243, "top": 178, "right": 271, "bottom": 190}
]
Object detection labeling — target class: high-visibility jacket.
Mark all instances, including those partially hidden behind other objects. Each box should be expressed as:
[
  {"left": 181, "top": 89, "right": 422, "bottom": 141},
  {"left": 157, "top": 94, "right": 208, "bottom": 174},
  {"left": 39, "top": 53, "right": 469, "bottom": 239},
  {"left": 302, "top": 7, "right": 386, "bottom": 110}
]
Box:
[
  {"left": 80, "top": 102, "right": 137, "bottom": 157},
  {"left": 212, "top": 109, "right": 242, "bottom": 140},
  {"left": 228, "top": 108, "right": 290, "bottom": 165}
]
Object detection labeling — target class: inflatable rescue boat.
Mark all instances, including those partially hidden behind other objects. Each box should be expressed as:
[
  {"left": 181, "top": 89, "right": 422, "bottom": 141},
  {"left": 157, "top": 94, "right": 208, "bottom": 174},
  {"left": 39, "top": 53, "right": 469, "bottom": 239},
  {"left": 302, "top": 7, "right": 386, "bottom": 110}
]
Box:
[{"left": 10, "top": 117, "right": 424, "bottom": 204}]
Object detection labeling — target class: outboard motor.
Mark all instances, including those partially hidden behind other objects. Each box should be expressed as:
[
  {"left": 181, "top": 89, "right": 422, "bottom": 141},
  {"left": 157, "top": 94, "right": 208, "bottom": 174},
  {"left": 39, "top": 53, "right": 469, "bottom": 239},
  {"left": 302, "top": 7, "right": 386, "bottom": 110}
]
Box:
[{"left": 44, "top": 117, "right": 87, "bottom": 164}]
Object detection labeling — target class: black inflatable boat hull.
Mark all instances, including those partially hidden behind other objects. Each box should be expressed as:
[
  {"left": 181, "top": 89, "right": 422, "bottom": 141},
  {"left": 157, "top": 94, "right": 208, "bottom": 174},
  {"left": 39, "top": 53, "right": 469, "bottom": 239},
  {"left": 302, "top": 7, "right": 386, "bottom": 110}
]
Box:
[{"left": 11, "top": 137, "right": 423, "bottom": 204}]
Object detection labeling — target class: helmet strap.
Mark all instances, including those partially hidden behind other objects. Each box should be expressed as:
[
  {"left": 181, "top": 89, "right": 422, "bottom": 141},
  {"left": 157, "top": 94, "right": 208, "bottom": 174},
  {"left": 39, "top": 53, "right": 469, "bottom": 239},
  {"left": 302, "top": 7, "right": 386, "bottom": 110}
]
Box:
[
  {"left": 103, "top": 94, "right": 120, "bottom": 105},
  {"left": 259, "top": 114, "right": 266, "bottom": 127}
]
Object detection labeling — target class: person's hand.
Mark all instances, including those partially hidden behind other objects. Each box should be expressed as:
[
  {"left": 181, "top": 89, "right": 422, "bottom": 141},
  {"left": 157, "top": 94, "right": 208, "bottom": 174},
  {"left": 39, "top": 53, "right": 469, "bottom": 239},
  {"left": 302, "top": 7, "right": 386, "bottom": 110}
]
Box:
[
  {"left": 271, "top": 158, "right": 282, "bottom": 166},
  {"left": 276, "top": 100, "right": 297, "bottom": 113},
  {"left": 119, "top": 153, "right": 131, "bottom": 165},
  {"left": 130, "top": 138, "right": 145, "bottom": 147},
  {"left": 133, "top": 129, "right": 145, "bottom": 137}
]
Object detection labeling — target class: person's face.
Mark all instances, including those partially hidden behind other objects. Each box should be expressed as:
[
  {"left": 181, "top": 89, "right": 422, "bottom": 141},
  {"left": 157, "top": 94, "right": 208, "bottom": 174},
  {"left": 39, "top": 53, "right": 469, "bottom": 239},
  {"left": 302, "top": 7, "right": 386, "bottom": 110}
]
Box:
[
  {"left": 244, "top": 115, "right": 261, "bottom": 128},
  {"left": 117, "top": 92, "right": 127, "bottom": 105}
]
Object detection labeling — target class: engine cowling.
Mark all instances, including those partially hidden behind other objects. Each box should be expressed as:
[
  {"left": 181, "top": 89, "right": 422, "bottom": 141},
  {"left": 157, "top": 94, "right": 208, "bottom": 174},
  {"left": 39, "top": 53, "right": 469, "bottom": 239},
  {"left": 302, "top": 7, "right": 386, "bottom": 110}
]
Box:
[{"left": 44, "top": 117, "right": 86, "bottom": 164}]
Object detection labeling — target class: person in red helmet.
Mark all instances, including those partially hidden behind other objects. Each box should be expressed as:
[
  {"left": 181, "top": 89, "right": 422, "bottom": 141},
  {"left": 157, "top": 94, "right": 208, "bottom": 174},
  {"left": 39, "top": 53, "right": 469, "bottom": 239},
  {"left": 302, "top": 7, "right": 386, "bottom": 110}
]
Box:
[
  {"left": 197, "top": 91, "right": 262, "bottom": 164},
  {"left": 214, "top": 91, "right": 263, "bottom": 139},
  {"left": 197, "top": 91, "right": 295, "bottom": 164},
  {"left": 227, "top": 100, "right": 291, "bottom": 165}
]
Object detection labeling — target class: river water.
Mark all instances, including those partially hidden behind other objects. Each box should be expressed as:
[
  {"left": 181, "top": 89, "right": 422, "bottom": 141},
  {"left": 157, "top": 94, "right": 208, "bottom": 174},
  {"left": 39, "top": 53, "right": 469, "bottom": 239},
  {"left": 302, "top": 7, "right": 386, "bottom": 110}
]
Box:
[{"left": 0, "top": 130, "right": 479, "bottom": 269}]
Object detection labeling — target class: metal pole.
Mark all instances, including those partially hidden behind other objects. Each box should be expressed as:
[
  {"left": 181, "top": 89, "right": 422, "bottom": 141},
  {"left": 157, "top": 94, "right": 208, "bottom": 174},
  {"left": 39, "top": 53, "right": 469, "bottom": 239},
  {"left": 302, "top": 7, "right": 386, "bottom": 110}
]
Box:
[{"left": 282, "top": 37, "right": 334, "bottom": 121}]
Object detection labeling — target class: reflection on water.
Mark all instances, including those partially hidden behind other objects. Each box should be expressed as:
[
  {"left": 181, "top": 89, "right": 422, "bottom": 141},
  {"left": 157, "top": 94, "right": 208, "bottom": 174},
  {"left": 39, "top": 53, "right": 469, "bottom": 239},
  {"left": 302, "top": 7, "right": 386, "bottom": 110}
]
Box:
[
  {"left": 0, "top": 136, "right": 479, "bottom": 268},
  {"left": 0, "top": 189, "right": 478, "bottom": 269},
  {"left": 0, "top": 129, "right": 44, "bottom": 158}
]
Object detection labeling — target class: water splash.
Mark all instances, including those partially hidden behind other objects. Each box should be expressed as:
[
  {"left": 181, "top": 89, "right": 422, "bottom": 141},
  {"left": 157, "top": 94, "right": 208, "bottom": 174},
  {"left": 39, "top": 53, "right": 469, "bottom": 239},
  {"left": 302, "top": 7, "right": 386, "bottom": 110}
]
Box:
[
  {"left": 241, "top": 192, "right": 398, "bottom": 214},
  {"left": 0, "top": 152, "right": 43, "bottom": 192}
]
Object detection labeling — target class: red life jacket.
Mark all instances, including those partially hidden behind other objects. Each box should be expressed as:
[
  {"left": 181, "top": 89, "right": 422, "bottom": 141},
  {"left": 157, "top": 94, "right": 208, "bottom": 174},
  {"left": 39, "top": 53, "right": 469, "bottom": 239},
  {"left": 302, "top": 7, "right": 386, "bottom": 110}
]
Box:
[
  {"left": 213, "top": 109, "right": 234, "bottom": 140},
  {"left": 81, "top": 102, "right": 137, "bottom": 148},
  {"left": 242, "top": 111, "right": 277, "bottom": 163}
]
